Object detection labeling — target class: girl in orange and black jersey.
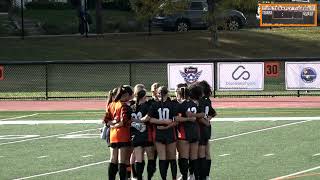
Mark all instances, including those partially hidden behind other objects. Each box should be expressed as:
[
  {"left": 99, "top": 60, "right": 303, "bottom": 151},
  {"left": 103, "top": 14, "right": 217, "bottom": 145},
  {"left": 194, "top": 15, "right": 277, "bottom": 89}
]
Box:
[
  {"left": 148, "top": 86, "right": 178, "bottom": 180},
  {"left": 104, "top": 85, "right": 133, "bottom": 180},
  {"left": 103, "top": 88, "right": 118, "bottom": 145}
]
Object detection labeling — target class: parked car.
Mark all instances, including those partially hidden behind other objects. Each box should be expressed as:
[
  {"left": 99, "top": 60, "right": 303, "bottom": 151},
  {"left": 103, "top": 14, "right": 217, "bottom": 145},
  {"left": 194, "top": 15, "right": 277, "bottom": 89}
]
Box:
[{"left": 152, "top": 0, "right": 247, "bottom": 31}]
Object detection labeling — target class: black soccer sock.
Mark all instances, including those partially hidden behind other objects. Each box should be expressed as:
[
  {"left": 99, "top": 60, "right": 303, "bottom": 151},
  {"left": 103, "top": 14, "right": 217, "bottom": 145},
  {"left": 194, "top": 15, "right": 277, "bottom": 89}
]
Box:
[
  {"left": 131, "top": 164, "right": 137, "bottom": 178},
  {"left": 159, "top": 160, "right": 169, "bottom": 180},
  {"left": 119, "top": 163, "right": 127, "bottom": 180},
  {"left": 189, "top": 159, "right": 195, "bottom": 176},
  {"left": 108, "top": 163, "right": 118, "bottom": 180},
  {"left": 135, "top": 162, "right": 144, "bottom": 180},
  {"left": 199, "top": 158, "right": 207, "bottom": 180},
  {"left": 178, "top": 158, "right": 189, "bottom": 180},
  {"left": 194, "top": 159, "right": 201, "bottom": 180},
  {"left": 169, "top": 159, "right": 177, "bottom": 180},
  {"left": 206, "top": 159, "right": 212, "bottom": 176},
  {"left": 147, "top": 160, "right": 156, "bottom": 180}
]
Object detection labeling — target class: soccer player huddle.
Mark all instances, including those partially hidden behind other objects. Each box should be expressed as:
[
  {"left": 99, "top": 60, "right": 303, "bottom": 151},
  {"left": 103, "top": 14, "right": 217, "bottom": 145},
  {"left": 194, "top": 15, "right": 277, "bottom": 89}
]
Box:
[{"left": 103, "top": 81, "right": 216, "bottom": 180}]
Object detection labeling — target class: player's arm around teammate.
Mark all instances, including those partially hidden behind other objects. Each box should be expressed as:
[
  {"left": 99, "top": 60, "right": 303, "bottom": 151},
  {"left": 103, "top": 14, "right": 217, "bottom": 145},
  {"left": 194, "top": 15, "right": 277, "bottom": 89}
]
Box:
[
  {"left": 107, "top": 86, "right": 133, "bottom": 180},
  {"left": 149, "top": 86, "right": 178, "bottom": 180}
]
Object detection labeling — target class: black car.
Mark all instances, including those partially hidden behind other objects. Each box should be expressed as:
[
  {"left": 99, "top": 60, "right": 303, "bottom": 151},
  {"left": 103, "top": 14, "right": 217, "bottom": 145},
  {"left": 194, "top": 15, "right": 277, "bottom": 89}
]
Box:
[{"left": 152, "top": 0, "right": 247, "bottom": 31}]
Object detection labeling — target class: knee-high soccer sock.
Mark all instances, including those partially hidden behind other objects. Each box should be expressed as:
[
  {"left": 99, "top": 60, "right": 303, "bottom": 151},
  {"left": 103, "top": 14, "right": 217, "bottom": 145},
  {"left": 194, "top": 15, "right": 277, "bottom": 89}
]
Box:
[
  {"left": 199, "top": 158, "right": 207, "bottom": 180},
  {"left": 206, "top": 159, "right": 211, "bottom": 177},
  {"left": 147, "top": 160, "right": 156, "bottom": 180},
  {"left": 178, "top": 158, "right": 189, "bottom": 180},
  {"left": 108, "top": 163, "right": 118, "bottom": 180},
  {"left": 135, "top": 162, "right": 144, "bottom": 180},
  {"left": 169, "top": 159, "right": 177, "bottom": 180},
  {"left": 159, "top": 160, "right": 169, "bottom": 180},
  {"left": 119, "top": 163, "right": 127, "bottom": 180},
  {"left": 189, "top": 159, "right": 196, "bottom": 176},
  {"left": 194, "top": 159, "right": 200, "bottom": 180},
  {"left": 130, "top": 164, "right": 136, "bottom": 178}
]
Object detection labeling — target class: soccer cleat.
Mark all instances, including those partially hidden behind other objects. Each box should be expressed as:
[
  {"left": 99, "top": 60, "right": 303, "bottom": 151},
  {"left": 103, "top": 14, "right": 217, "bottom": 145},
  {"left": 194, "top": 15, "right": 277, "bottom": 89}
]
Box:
[
  {"left": 177, "top": 175, "right": 183, "bottom": 180},
  {"left": 187, "top": 174, "right": 195, "bottom": 180}
]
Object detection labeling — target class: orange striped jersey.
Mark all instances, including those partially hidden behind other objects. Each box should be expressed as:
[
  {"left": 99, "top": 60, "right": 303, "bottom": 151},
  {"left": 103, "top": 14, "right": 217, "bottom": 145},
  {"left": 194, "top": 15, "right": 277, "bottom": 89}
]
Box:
[{"left": 105, "top": 101, "right": 132, "bottom": 143}]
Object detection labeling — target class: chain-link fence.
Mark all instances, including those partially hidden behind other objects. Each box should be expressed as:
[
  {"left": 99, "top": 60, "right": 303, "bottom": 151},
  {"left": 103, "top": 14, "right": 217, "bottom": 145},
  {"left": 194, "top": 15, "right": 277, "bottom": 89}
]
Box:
[{"left": 0, "top": 58, "right": 319, "bottom": 100}]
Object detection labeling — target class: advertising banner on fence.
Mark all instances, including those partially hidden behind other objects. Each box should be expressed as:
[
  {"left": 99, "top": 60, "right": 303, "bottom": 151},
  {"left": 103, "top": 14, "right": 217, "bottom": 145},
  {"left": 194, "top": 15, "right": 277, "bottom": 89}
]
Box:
[
  {"left": 285, "top": 62, "right": 320, "bottom": 90},
  {"left": 167, "top": 63, "right": 214, "bottom": 91},
  {"left": 218, "top": 62, "right": 264, "bottom": 91}
]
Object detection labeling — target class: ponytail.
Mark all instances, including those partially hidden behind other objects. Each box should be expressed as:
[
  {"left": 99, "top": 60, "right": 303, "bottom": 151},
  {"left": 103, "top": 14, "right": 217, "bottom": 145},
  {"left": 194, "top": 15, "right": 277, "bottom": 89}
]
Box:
[
  {"left": 135, "top": 89, "right": 146, "bottom": 108},
  {"left": 106, "top": 88, "right": 118, "bottom": 105},
  {"left": 114, "top": 86, "right": 126, "bottom": 102},
  {"left": 114, "top": 85, "right": 133, "bottom": 102}
]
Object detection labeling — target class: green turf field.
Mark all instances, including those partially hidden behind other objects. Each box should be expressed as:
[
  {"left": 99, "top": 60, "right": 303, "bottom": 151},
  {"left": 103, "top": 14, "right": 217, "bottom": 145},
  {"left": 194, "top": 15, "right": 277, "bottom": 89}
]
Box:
[{"left": 0, "top": 108, "right": 320, "bottom": 180}]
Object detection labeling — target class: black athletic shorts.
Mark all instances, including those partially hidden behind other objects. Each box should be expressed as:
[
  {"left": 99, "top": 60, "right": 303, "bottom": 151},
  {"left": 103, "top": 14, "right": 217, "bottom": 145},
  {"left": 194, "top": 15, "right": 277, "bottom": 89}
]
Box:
[
  {"left": 199, "top": 125, "right": 211, "bottom": 145},
  {"left": 155, "top": 127, "right": 177, "bottom": 145},
  {"left": 182, "top": 122, "right": 199, "bottom": 143},
  {"left": 110, "top": 142, "right": 131, "bottom": 148}
]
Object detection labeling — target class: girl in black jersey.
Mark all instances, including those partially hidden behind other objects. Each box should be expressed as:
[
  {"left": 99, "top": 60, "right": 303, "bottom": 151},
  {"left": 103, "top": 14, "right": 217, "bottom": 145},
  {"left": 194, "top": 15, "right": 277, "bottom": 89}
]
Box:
[
  {"left": 175, "top": 85, "right": 204, "bottom": 180},
  {"left": 197, "top": 81, "right": 216, "bottom": 180},
  {"left": 130, "top": 88, "right": 156, "bottom": 180},
  {"left": 129, "top": 84, "right": 147, "bottom": 179},
  {"left": 149, "top": 86, "right": 178, "bottom": 180}
]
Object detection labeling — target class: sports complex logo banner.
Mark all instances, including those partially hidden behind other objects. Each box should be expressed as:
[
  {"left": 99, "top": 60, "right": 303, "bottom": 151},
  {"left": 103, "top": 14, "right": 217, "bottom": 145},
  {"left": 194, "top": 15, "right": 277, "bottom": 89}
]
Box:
[
  {"left": 218, "top": 62, "right": 264, "bottom": 91},
  {"left": 285, "top": 62, "right": 320, "bottom": 90},
  {"left": 167, "top": 63, "right": 214, "bottom": 91}
]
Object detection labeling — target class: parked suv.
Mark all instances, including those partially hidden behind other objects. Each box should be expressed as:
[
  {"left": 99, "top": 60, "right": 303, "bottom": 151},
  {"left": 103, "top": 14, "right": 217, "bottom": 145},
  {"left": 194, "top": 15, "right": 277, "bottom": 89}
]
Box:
[{"left": 152, "top": 0, "right": 247, "bottom": 31}]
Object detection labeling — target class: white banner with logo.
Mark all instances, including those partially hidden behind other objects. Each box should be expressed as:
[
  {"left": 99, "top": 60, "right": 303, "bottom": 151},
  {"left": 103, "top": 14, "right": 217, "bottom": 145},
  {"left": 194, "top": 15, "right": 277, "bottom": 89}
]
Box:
[
  {"left": 285, "top": 62, "right": 320, "bottom": 90},
  {"left": 218, "top": 62, "right": 264, "bottom": 91},
  {"left": 167, "top": 63, "right": 214, "bottom": 91}
]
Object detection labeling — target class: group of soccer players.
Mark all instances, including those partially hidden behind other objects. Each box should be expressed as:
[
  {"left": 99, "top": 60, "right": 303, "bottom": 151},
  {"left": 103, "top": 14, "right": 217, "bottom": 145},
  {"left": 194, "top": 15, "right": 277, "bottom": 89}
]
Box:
[{"left": 103, "top": 81, "right": 216, "bottom": 180}]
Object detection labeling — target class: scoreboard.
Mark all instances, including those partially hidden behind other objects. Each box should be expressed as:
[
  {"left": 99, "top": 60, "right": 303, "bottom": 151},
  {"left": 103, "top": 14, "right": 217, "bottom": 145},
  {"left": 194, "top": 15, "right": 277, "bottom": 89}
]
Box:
[{"left": 259, "top": 3, "right": 318, "bottom": 26}]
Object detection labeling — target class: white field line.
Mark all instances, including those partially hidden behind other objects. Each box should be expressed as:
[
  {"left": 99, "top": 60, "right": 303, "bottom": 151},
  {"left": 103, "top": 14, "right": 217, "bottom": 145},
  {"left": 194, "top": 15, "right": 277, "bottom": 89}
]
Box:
[
  {"left": 1, "top": 116, "right": 320, "bottom": 125},
  {"left": 0, "top": 128, "right": 99, "bottom": 146},
  {"left": 219, "top": 154, "right": 230, "bottom": 157},
  {"left": 270, "top": 165, "right": 320, "bottom": 180},
  {"left": 211, "top": 117, "right": 320, "bottom": 122},
  {"left": 82, "top": 155, "right": 93, "bottom": 158},
  {"left": 313, "top": 153, "right": 320, "bottom": 157},
  {"left": 37, "top": 156, "right": 48, "bottom": 159},
  {"left": 210, "top": 120, "right": 311, "bottom": 142},
  {"left": 264, "top": 154, "right": 274, "bottom": 157},
  {"left": 38, "top": 112, "right": 104, "bottom": 115},
  {"left": 0, "top": 114, "right": 39, "bottom": 121},
  {"left": 0, "top": 120, "right": 101, "bottom": 125},
  {"left": 13, "top": 160, "right": 110, "bottom": 180}
]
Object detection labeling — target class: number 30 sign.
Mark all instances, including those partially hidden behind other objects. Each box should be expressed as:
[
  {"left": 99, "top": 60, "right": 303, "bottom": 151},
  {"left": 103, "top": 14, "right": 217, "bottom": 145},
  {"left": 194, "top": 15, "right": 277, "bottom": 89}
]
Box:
[
  {"left": 0, "top": 66, "right": 3, "bottom": 80},
  {"left": 265, "top": 62, "right": 280, "bottom": 78}
]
